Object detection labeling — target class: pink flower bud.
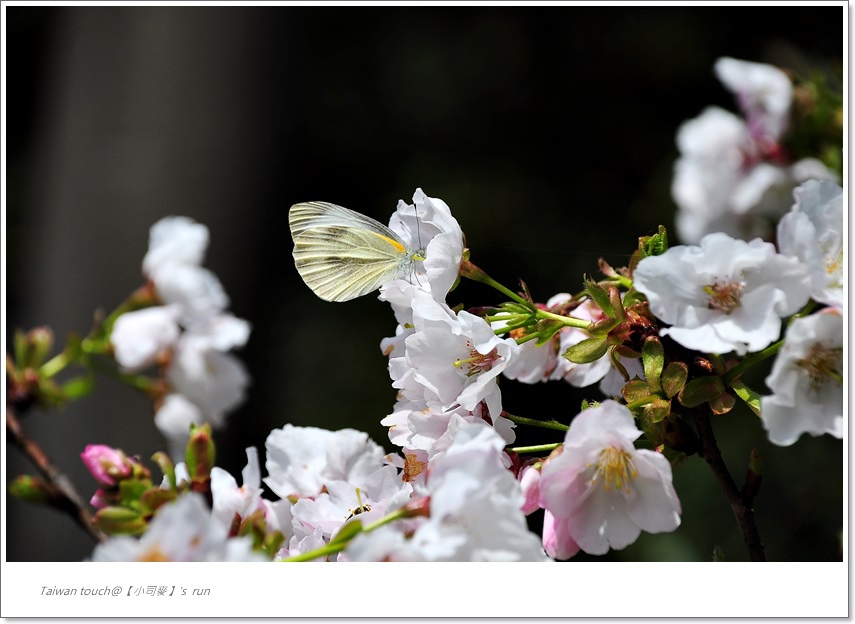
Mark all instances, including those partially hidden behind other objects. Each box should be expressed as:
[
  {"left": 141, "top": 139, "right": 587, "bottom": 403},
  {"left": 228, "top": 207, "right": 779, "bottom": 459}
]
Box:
[{"left": 80, "top": 444, "right": 132, "bottom": 486}]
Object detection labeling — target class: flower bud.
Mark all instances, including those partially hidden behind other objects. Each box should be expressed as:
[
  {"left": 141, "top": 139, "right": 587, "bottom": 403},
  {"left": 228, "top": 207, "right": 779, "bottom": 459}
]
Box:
[
  {"left": 93, "top": 506, "right": 147, "bottom": 535},
  {"left": 8, "top": 475, "right": 54, "bottom": 505},
  {"left": 80, "top": 445, "right": 134, "bottom": 486},
  {"left": 185, "top": 424, "right": 215, "bottom": 486}
]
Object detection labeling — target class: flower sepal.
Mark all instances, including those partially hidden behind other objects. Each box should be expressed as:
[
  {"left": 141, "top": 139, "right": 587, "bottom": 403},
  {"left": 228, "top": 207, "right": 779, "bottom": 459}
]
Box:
[{"left": 92, "top": 506, "right": 148, "bottom": 536}]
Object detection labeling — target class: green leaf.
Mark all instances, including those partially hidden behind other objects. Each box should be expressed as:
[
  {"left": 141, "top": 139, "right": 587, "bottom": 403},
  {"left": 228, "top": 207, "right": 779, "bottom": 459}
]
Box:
[
  {"left": 678, "top": 376, "right": 725, "bottom": 408},
  {"left": 643, "top": 398, "right": 671, "bottom": 423},
  {"left": 622, "top": 379, "right": 651, "bottom": 403},
  {"left": 118, "top": 478, "right": 152, "bottom": 508},
  {"left": 661, "top": 447, "right": 689, "bottom": 468},
  {"left": 641, "top": 225, "right": 669, "bottom": 257},
  {"left": 639, "top": 418, "right": 665, "bottom": 447},
  {"left": 152, "top": 452, "right": 177, "bottom": 490},
  {"left": 661, "top": 362, "right": 688, "bottom": 399},
  {"left": 712, "top": 545, "right": 727, "bottom": 562},
  {"left": 730, "top": 380, "right": 762, "bottom": 417},
  {"left": 709, "top": 391, "right": 736, "bottom": 415},
  {"left": 139, "top": 488, "right": 177, "bottom": 515},
  {"left": 584, "top": 277, "right": 615, "bottom": 318},
  {"left": 563, "top": 336, "right": 609, "bottom": 364},
  {"left": 587, "top": 317, "right": 621, "bottom": 337},
  {"left": 534, "top": 318, "right": 564, "bottom": 345},
  {"left": 608, "top": 287, "right": 626, "bottom": 321},
  {"left": 642, "top": 337, "right": 664, "bottom": 393},
  {"left": 621, "top": 287, "right": 646, "bottom": 309}
]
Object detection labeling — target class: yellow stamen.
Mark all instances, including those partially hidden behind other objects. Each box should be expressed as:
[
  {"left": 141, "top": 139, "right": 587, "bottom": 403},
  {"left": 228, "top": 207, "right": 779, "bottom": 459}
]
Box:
[
  {"left": 798, "top": 344, "right": 843, "bottom": 391},
  {"left": 704, "top": 277, "right": 745, "bottom": 314},
  {"left": 452, "top": 340, "right": 501, "bottom": 377},
  {"left": 589, "top": 446, "right": 638, "bottom": 494}
]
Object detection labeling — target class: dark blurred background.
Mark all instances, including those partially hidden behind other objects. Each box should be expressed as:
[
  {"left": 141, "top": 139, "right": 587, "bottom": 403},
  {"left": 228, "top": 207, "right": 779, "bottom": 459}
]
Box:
[{"left": 6, "top": 6, "right": 844, "bottom": 562}]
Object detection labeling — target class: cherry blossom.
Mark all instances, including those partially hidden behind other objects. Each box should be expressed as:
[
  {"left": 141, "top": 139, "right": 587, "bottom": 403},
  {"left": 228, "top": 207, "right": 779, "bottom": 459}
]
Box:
[
  {"left": 760, "top": 308, "right": 843, "bottom": 446},
  {"left": 714, "top": 56, "right": 792, "bottom": 146},
  {"left": 538, "top": 401, "right": 681, "bottom": 557},
  {"left": 777, "top": 179, "right": 844, "bottom": 308},
  {"left": 346, "top": 422, "right": 548, "bottom": 561},
  {"left": 109, "top": 216, "right": 252, "bottom": 455},
  {"left": 633, "top": 232, "right": 811, "bottom": 355},
  {"left": 385, "top": 187, "right": 465, "bottom": 303},
  {"left": 110, "top": 305, "right": 181, "bottom": 371},
  {"left": 391, "top": 290, "right": 519, "bottom": 420},
  {"left": 264, "top": 425, "right": 389, "bottom": 499}
]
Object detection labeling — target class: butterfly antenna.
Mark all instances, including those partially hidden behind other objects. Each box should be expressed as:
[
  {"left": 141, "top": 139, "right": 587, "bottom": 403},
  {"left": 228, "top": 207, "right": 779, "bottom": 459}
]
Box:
[
  {"left": 415, "top": 201, "right": 424, "bottom": 252},
  {"left": 413, "top": 201, "right": 425, "bottom": 287}
]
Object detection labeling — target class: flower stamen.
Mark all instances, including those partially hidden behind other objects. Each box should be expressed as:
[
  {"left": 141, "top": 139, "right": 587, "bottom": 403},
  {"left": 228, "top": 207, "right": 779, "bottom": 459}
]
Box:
[
  {"left": 704, "top": 277, "right": 745, "bottom": 314},
  {"left": 453, "top": 340, "right": 501, "bottom": 377},
  {"left": 798, "top": 344, "right": 843, "bottom": 391},
  {"left": 589, "top": 446, "right": 638, "bottom": 494}
]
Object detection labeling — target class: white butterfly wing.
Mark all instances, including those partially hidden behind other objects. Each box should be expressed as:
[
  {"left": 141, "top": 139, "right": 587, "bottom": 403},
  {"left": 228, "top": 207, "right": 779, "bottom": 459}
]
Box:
[
  {"left": 289, "top": 201, "right": 402, "bottom": 241},
  {"left": 289, "top": 202, "right": 414, "bottom": 302}
]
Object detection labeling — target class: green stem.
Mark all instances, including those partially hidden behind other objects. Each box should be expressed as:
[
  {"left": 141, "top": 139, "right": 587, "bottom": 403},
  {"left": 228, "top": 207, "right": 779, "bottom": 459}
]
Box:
[
  {"left": 513, "top": 333, "right": 541, "bottom": 345},
  {"left": 625, "top": 395, "right": 660, "bottom": 411},
  {"left": 508, "top": 443, "right": 562, "bottom": 455},
  {"left": 362, "top": 508, "right": 410, "bottom": 533},
  {"left": 279, "top": 507, "right": 412, "bottom": 562},
  {"left": 722, "top": 341, "right": 783, "bottom": 384},
  {"left": 280, "top": 542, "right": 344, "bottom": 562},
  {"left": 503, "top": 412, "right": 568, "bottom": 432},
  {"left": 481, "top": 275, "right": 532, "bottom": 308},
  {"left": 610, "top": 274, "right": 633, "bottom": 290},
  {"left": 459, "top": 260, "right": 534, "bottom": 309},
  {"left": 86, "top": 357, "right": 162, "bottom": 394},
  {"left": 39, "top": 351, "right": 73, "bottom": 379},
  {"left": 536, "top": 309, "right": 591, "bottom": 330},
  {"left": 790, "top": 299, "right": 818, "bottom": 321},
  {"left": 487, "top": 315, "right": 530, "bottom": 336}
]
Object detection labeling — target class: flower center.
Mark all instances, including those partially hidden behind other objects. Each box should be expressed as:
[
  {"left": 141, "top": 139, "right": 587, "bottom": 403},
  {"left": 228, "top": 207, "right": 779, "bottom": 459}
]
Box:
[
  {"left": 824, "top": 245, "right": 844, "bottom": 287},
  {"left": 704, "top": 277, "right": 745, "bottom": 314},
  {"left": 138, "top": 547, "right": 171, "bottom": 562},
  {"left": 453, "top": 341, "right": 501, "bottom": 377},
  {"left": 590, "top": 446, "right": 637, "bottom": 494},
  {"left": 798, "top": 343, "right": 843, "bottom": 392}
]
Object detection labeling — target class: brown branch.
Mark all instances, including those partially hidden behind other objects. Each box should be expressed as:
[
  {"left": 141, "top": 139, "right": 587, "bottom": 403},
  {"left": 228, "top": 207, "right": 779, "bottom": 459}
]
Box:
[
  {"left": 6, "top": 405, "right": 106, "bottom": 543},
  {"left": 692, "top": 406, "right": 766, "bottom": 561}
]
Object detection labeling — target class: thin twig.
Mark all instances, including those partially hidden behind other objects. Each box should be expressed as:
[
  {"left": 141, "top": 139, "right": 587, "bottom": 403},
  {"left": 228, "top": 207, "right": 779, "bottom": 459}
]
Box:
[
  {"left": 692, "top": 406, "right": 765, "bottom": 561},
  {"left": 6, "top": 405, "right": 106, "bottom": 543}
]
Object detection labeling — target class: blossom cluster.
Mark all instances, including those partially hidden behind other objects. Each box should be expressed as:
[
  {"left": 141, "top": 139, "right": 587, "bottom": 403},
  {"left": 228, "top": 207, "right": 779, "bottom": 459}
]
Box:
[
  {"left": 376, "top": 190, "right": 684, "bottom": 559},
  {"left": 109, "top": 217, "right": 251, "bottom": 456},
  {"left": 83, "top": 422, "right": 548, "bottom": 561},
  {"left": 672, "top": 57, "right": 838, "bottom": 244},
  {"left": 635, "top": 178, "right": 843, "bottom": 445}
]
